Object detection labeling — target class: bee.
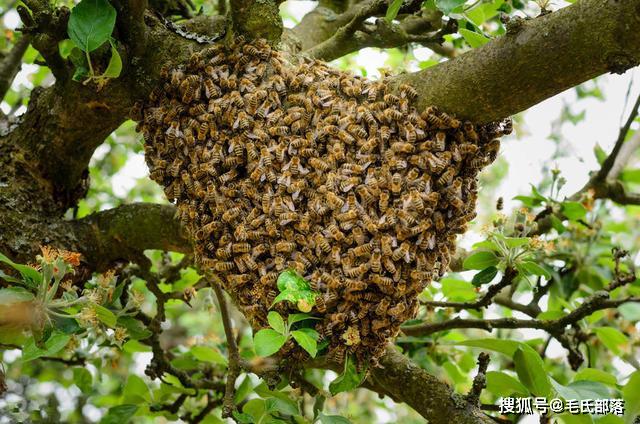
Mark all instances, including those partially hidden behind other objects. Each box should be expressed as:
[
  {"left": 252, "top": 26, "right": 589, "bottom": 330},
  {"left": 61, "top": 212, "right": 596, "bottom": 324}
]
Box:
[
  {"left": 383, "top": 93, "right": 400, "bottom": 105},
  {"left": 437, "top": 167, "right": 456, "bottom": 186},
  {"left": 496, "top": 196, "right": 504, "bottom": 211},
  {"left": 315, "top": 233, "right": 332, "bottom": 253},
  {"left": 484, "top": 139, "right": 501, "bottom": 163},
  {"left": 232, "top": 242, "right": 251, "bottom": 254},
  {"left": 275, "top": 241, "right": 296, "bottom": 253},
  {"left": 214, "top": 261, "right": 235, "bottom": 272},
  {"left": 369, "top": 250, "right": 382, "bottom": 273},
  {"left": 433, "top": 211, "right": 445, "bottom": 231},
  {"left": 399, "top": 84, "right": 418, "bottom": 100},
  {"left": 387, "top": 302, "right": 406, "bottom": 319},
  {"left": 326, "top": 224, "right": 345, "bottom": 241},
  {"left": 390, "top": 173, "right": 402, "bottom": 194},
  {"left": 391, "top": 142, "right": 414, "bottom": 154},
  {"left": 391, "top": 242, "right": 410, "bottom": 262},
  {"left": 459, "top": 143, "right": 479, "bottom": 156},
  {"left": 375, "top": 298, "right": 390, "bottom": 316},
  {"left": 309, "top": 157, "right": 330, "bottom": 172},
  {"left": 383, "top": 108, "right": 403, "bottom": 122},
  {"left": 336, "top": 209, "right": 358, "bottom": 222}
]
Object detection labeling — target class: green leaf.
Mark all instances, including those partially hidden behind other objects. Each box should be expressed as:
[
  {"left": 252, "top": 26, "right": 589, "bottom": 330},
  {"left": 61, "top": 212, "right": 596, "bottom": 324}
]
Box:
[
  {"left": 94, "top": 304, "right": 117, "bottom": 327},
  {"left": 116, "top": 316, "right": 152, "bottom": 340},
  {"left": 0, "top": 270, "right": 22, "bottom": 284},
  {"left": 623, "top": 371, "right": 640, "bottom": 424},
  {"left": 593, "top": 143, "right": 607, "bottom": 165},
  {"left": 319, "top": 413, "right": 352, "bottom": 424},
  {"left": 459, "top": 28, "right": 490, "bottom": 48},
  {"left": 385, "top": 0, "right": 403, "bottom": 21},
  {"left": 0, "top": 287, "right": 35, "bottom": 304},
  {"left": 513, "top": 195, "right": 543, "bottom": 208},
  {"left": 513, "top": 346, "right": 551, "bottom": 397},
  {"left": 243, "top": 398, "right": 266, "bottom": 422},
  {"left": 517, "top": 261, "right": 551, "bottom": 279},
  {"left": 550, "top": 215, "right": 566, "bottom": 233},
  {"left": 561, "top": 201, "right": 587, "bottom": 221},
  {"left": 551, "top": 379, "right": 610, "bottom": 401},
  {"left": 573, "top": 368, "right": 617, "bottom": 387},
  {"left": 618, "top": 303, "right": 640, "bottom": 321},
  {"left": 73, "top": 367, "right": 92, "bottom": 392},
  {"left": 254, "top": 329, "right": 287, "bottom": 357},
  {"left": 486, "top": 371, "right": 529, "bottom": 397},
  {"left": 277, "top": 269, "right": 310, "bottom": 292},
  {"left": 101, "top": 39, "right": 122, "bottom": 78},
  {"left": 288, "top": 313, "right": 319, "bottom": 326},
  {"left": 123, "top": 375, "right": 151, "bottom": 403},
  {"left": 463, "top": 251, "right": 499, "bottom": 270},
  {"left": 123, "top": 340, "right": 151, "bottom": 353},
  {"left": 234, "top": 375, "right": 254, "bottom": 404},
  {"left": 291, "top": 328, "right": 318, "bottom": 357},
  {"left": 22, "top": 331, "right": 71, "bottom": 362},
  {"left": 100, "top": 404, "right": 138, "bottom": 424},
  {"left": 329, "top": 356, "right": 367, "bottom": 395},
  {"left": 472, "top": 266, "right": 498, "bottom": 287},
  {"left": 69, "top": 47, "right": 90, "bottom": 81},
  {"left": 503, "top": 237, "right": 530, "bottom": 248},
  {"left": 0, "top": 253, "right": 42, "bottom": 287},
  {"left": 593, "top": 327, "right": 628, "bottom": 356},
  {"left": 267, "top": 311, "right": 286, "bottom": 334},
  {"left": 191, "top": 345, "right": 228, "bottom": 366},
  {"left": 435, "top": 0, "right": 466, "bottom": 14},
  {"left": 454, "top": 338, "right": 524, "bottom": 357},
  {"left": 68, "top": 0, "right": 117, "bottom": 52},
  {"left": 465, "top": 0, "right": 504, "bottom": 26},
  {"left": 441, "top": 278, "right": 477, "bottom": 302}
]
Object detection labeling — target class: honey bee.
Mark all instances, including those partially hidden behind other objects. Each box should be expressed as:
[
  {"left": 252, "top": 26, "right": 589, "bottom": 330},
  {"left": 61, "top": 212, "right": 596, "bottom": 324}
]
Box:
[
  {"left": 214, "top": 261, "right": 235, "bottom": 272},
  {"left": 391, "top": 142, "right": 414, "bottom": 154},
  {"left": 315, "top": 233, "right": 331, "bottom": 253},
  {"left": 399, "top": 84, "right": 418, "bottom": 100},
  {"left": 326, "top": 224, "right": 345, "bottom": 241},
  {"left": 375, "top": 298, "right": 390, "bottom": 316},
  {"left": 363, "top": 250, "right": 380, "bottom": 275}
]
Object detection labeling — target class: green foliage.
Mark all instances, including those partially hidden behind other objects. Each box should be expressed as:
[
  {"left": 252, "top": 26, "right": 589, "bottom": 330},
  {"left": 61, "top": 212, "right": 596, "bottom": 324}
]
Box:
[
  {"left": 67, "top": 0, "right": 121, "bottom": 85},
  {"left": 273, "top": 269, "right": 318, "bottom": 312},
  {"left": 253, "top": 310, "right": 320, "bottom": 358},
  {"left": 329, "top": 356, "right": 368, "bottom": 395}
]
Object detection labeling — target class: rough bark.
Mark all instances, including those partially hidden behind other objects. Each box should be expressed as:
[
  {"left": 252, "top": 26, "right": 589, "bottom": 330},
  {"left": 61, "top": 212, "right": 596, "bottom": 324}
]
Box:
[
  {"left": 371, "top": 346, "right": 495, "bottom": 424},
  {"left": 390, "top": 0, "right": 640, "bottom": 123}
]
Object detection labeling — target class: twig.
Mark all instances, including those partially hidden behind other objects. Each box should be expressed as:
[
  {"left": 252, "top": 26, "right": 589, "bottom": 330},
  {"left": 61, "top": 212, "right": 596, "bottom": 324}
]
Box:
[
  {"left": 422, "top": 267, "right": 517, "bottom": 310},
  {"left": 466, "top": 352, "right": 490, "bottom": 406},
  {"left": 596, "top": 92, "right": 640, "bottom": 181},
  {"left": 212, "top": 281, "right": 241, "bottom": 418},
  {"left": 0, "top": 35, "right": 31, "bottom": 101}
]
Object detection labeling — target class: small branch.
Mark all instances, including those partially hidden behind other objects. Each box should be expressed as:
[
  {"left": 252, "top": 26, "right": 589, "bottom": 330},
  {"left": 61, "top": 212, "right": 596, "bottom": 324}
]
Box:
[
  {"left": 422, "top": 267, "right": 517, "bottom": 310},
  {"left": 212, "top": 282, "right": 241, "bottom": 418},
  {"left": 596, "top": 92, "right": 640, "bottom": 181},
  {"left": 0, "top": 35, "right": 31, "bottom": 101},
  {"left": 17, "top": 1, "right": 69, "bottom": 81},
  {"left": 466, "top": 352, "right": 490, "bottom": 406}
]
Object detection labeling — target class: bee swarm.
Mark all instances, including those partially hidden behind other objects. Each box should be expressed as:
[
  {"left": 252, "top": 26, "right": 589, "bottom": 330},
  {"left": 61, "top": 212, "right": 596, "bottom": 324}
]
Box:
[{"left": 138, "top": 39, "right": 510, "bottom": 365}]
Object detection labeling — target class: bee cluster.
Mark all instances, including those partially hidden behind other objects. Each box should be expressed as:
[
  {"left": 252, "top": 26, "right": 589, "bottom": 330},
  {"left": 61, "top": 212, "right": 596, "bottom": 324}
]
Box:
[{"left": 137, "top": 39, "right": 510, "bottom": 364}]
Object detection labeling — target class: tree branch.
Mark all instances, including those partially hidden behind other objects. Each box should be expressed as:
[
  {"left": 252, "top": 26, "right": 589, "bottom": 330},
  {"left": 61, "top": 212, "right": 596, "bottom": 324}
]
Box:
[
  {"left": 0, "top": 34, "right": 31, "bottom": 101},
  {"left": 212, "top": 282, "right": 241, "bottom": 418},
  {"left": 390, "top": 0, "right": 640, "bottom": 122},
  {"left": 369, "top": 345, "right": 495, "bottom": 424}
]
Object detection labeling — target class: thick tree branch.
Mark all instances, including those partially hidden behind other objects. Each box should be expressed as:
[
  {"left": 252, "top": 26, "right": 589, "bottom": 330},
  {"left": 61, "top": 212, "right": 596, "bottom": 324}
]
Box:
[
  {"left": 370, "top": 345, "right": 495, "bottom": 424},
  {"left": 229, "top": 0, "right": 282, "bottom": 44},
  {"left": 390, "top": 0, "right": 640, "bottom": 123}
]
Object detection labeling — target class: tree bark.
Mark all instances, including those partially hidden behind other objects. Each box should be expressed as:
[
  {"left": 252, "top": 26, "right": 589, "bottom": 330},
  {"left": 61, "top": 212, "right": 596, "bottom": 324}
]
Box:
[{"left": 390, "top": 0, "right": 640, "bottom": 123}]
